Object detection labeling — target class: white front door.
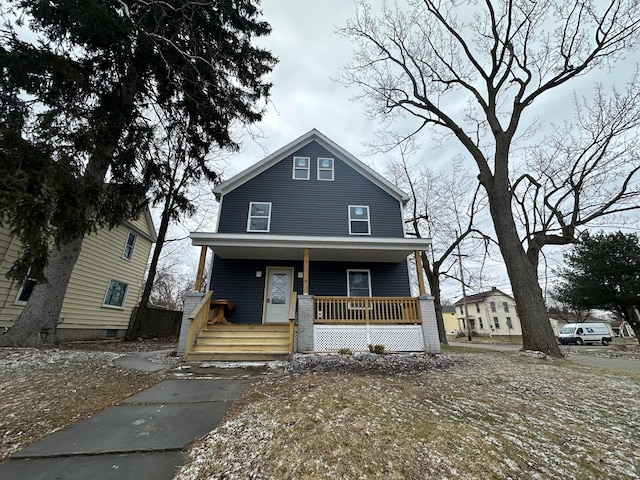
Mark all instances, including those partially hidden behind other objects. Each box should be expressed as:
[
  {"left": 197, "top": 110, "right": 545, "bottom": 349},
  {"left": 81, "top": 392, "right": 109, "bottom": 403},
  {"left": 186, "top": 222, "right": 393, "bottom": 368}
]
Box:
[{"left": 264, "top": 267, "right": 293, "bottom": 323}]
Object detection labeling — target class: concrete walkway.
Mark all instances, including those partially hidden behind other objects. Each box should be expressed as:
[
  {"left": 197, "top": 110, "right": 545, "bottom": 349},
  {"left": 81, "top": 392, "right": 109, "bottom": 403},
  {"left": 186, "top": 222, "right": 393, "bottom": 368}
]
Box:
[{"left": 0, "top": 352, "right": 251, "bottom": 480}]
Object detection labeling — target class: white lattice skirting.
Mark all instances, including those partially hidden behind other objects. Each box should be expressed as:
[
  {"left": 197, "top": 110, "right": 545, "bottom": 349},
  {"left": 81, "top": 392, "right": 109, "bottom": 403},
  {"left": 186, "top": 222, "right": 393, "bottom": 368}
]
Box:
[{"left": 314, "top": 325, "right": 424, "bottom": 352}]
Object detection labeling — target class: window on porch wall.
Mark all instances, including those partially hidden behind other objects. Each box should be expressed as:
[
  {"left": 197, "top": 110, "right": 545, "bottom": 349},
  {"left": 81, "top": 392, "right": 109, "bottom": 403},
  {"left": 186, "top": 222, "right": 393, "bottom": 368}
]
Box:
[{"left": 347, "top": 270, "right": 371, "bottom": 297}]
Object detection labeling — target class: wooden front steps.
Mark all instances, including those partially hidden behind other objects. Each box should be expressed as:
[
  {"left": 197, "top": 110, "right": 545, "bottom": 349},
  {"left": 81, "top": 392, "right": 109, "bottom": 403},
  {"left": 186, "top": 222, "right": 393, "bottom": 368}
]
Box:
[{"left": 187, "top": 323, "right": 291, "bottom": 361}]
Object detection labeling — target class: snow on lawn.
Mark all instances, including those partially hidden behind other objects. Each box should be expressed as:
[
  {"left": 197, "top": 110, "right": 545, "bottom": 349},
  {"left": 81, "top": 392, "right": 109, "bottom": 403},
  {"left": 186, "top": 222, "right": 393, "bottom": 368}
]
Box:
[{"left": 176, "top": 352, "right": 640, "bottom": 480}]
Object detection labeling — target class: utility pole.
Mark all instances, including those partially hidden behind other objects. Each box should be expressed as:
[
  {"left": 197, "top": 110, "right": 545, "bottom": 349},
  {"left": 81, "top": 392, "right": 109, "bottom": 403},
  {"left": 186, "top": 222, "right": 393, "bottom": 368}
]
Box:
[{"left": 455, "top": 230, "right": 472, "bottom": 342}]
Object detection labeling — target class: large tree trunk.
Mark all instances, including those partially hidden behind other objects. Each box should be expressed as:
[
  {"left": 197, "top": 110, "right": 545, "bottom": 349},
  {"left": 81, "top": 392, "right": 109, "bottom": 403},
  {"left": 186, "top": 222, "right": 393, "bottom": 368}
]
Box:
[
  {"left": 0, "top": 237, "right": 83, "bottom": 347},
  {"left": 486, "top": 182, "right": 561, "bottom": 357},
  {"left": 422, "top": 252, "right": 448, "bottom": 344}
]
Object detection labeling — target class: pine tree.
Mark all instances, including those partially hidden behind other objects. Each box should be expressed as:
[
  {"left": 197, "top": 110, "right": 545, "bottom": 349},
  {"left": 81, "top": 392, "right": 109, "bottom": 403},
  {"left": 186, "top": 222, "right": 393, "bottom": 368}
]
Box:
[{"left": 0, "top": 0, "right": 276, "bottom": 346}]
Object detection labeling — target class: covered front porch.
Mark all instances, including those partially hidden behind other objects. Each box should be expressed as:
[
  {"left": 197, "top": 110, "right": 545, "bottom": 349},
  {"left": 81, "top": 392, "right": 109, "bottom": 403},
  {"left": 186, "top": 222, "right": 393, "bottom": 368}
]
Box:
[{"left": 177, "top": 234, "right": 439, "bottom": 360}]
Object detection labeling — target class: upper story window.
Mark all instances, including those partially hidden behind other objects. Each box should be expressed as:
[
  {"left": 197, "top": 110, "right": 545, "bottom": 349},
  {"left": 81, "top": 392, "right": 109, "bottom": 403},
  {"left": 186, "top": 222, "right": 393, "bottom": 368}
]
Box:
[
  {"left": 317, "top": 157, "right": 334, "bottom": 181},
  {"left": 103, "top": 278, "right": 128, "bottom": 308},
  {"left": 490, "top": 301, "right": 496, "bottom": 312},
  {"left": 122, "top": 231, "right": 137, "bottom": 260},
  {"left": 349, "top": 205, "right": 370, "bottom": 235},
  {"left": 247, "top": 202, "right": 272, "bottom": 232},
  {"left": 503, "top": 302, "right": 510, "bottom": 312},
  {"left": 347, "top": 269, "right": 372, "bottom": 297},
  {"left": 292, "top": 157, "right": 310, "bottom": 180}
]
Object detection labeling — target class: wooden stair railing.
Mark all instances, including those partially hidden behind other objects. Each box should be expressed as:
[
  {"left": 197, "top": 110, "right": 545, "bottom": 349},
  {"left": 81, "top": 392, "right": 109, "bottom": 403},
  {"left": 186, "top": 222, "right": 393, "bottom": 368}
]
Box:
[
  {"left": 288, "top": 291, "right": 297, "bottom": 359},
  {"left": 185, "top": 290, "right": 213, "bottom": 358}
]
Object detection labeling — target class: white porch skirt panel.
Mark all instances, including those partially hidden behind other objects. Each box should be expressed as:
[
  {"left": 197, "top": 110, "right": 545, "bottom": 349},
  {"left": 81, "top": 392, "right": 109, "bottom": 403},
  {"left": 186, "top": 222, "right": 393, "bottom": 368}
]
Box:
[{"left": 313, "top": 325, "right": 425, "bottom": 352}]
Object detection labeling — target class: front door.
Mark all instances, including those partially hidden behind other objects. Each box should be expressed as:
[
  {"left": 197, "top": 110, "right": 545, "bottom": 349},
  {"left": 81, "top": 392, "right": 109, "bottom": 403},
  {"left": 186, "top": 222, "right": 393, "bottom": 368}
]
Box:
[{"left": 264, "top": 267, "right": 293, "bottom": 323}]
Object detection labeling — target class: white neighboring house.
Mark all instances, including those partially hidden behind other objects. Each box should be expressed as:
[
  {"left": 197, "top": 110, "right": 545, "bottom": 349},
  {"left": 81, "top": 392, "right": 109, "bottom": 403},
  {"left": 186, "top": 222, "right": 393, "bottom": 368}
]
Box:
[{"left": 454, "top": 287, "right": 522, "bottom": 337}]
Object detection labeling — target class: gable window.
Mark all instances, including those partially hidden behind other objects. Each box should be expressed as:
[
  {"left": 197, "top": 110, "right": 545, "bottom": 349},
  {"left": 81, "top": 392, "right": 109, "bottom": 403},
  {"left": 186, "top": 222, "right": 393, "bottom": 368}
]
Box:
[
  {"left": 349, "top": 205, "right": 370, "bottom": 235},
  {"left": 292, "top": 157, "right": 310, "bottom": 180},
  {"left": 247, "top": 202, "right": 272, "bottom": 232},
  {"left": 490, "top": 301, "right": 496, "bottom": 312},
  {"left": 103, "top": 279, "right": 128, "bottom": 308},
  {"left": 476, "top": 305, "right": 480, "bottom": 313},
  {"left": 15, "top": 267, "right": 42, "bottom": 305},
  {"left": 317, "top": 157, "right": 334, "bottom": 181},
  {"left": 347, "top": 270, "right": 372, "bottom": 297},
  {"left": 503, "top": 302, "right": 510, "bottom": 312},
  {"left": 122, "top": 231, "right": 137, "bottom": 260}
]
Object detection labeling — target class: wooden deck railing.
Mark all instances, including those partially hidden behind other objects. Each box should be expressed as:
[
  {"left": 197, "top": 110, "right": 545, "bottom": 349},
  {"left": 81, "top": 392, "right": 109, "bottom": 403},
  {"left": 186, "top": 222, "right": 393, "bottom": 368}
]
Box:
[
  {"left": 313, "top": 296, "right": 420, "bottom": 324},
  {"left": 185, "top": 290, "right": 213, "bottom": 357},
  {"left": 288, "top": 291, "right": 297, "bottom": 359}
]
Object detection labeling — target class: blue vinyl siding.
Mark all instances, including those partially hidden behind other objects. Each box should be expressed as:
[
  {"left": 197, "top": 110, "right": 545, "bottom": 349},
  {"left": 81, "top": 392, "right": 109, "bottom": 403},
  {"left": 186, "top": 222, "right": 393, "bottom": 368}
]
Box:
[
  {"left": 217, "top": 141, "right": 405, "bottom": 237},
  {"left": 210, "top": 256, "right": 411, "bottom": 324}
]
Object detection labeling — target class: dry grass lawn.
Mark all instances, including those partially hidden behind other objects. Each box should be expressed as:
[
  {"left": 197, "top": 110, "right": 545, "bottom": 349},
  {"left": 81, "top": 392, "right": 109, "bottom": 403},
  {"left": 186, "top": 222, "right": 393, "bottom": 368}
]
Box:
[
  {"left": 0, "top": 347, "right": 161, "bottom": 461},
  {"left": 177, "top": 351, "right": 640, "bottom": 480}
]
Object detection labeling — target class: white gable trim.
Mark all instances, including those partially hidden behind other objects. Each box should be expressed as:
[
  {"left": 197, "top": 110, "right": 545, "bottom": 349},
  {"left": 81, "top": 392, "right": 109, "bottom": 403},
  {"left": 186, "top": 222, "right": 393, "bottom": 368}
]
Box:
[{"left": 213, "top": 129, "right": 410, "bottom": 204}]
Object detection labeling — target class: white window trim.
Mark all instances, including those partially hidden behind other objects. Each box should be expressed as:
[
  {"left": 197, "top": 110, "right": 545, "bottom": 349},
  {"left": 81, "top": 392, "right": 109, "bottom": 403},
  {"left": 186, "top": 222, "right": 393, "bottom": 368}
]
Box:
[
  {"left": 348, "top": 205, "right": 371, "bottom": 235},
  {"left": 346, "top": 269, "right": 372, "bottom": 297},
  {"left": 292, "top": 156, "right": 310, "bottom": 180},
  {"left": 102, "top": 278, "right": 129, "bottom": 309},
  {"left": 317, "top": 157, "right": 334, "bottom": 181},
  {"left": 122, "top": 230, "right": 137, "bottom": 260},
  {"left": 246, "top": 201, "right": 272, "bottom": 232},
  {"left": 14, "top": 268, "right": 39, "bottom": 305}
]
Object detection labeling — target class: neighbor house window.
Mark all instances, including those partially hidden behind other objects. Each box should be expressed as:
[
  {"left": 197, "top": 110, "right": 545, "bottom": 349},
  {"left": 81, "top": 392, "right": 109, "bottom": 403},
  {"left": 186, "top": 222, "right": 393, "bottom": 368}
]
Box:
[
  {"left": 459, "top": 306, "right": 464, "bottom": 314},
  {"left": 503, "top": 302, "right": 509, "bottom": 312},
  {"left": 317, "top": 157, "right": 334, "bottom": 181},
  {"left": 247, "top": 202, "right": 272, "bottom": 232},
  {"left": 103, "top": 279, "right": 128, "bottom": 308},
  {"left": 349, "top": 205, "right": 370, "bottom": 235},
  {"left": 15, "top": 267, "right": 41, "bottom": 305},
  {"left": 347, "top": 270, "right": 372, "bottom": 297},
  {"left": 493, "top": 317, "right": 500, "bottom": 329},
  {"left": 476, "top": 305, "right": 480, "bottom": 313},
  {"left": 479, "top": 318, "right": 484, "bottom": 329},
  {"left": 490, "top": 301, "right": 496, "bottom": 312},
  {"left": 122, "top": 231, "right": 137, "bottom": 260},
  {"left": 293, "top": 157, "right": 310, "bottom": 180},
  {"left": 506, "top": 317, "right": 513, "bottom": 328}
]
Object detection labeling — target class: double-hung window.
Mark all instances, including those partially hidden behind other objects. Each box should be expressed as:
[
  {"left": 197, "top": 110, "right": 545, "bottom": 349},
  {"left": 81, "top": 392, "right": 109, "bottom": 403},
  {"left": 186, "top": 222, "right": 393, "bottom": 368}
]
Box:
[
  {"left": 103, "top": 279, "right": 128, "bottom": 308},
  {"left": 247, "top": 202, "right": 272, "bottom": 232},
  {"left": 347, "top": 270, "right": 372, "bottom": 297},
  {"left": 317, "top": 157, "right": 334, "bottom": 180},
  {"left": 349, "top": 205, "right": 370, "bottom": 235},
  {"left": 15, "top": 267, "right": 41, "bottom": 305},
  {"left": 293, "top": 157, "right": 310, "bottom": 180},
  {"left": 503, "top": 302, "right": 509, "bottom": 312},
  {"left": 122, "top": 231, "right": 137, "bottom": 260}
]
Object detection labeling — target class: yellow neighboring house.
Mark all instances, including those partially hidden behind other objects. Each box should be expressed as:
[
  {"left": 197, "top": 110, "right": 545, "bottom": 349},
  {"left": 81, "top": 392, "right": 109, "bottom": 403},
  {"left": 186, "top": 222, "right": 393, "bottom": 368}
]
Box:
[
  {"left": 441, "top": 305, "right": 459, "bottom": 334},
  {"left": 0, "top": 210, "right": 156, "bottom": 341}
]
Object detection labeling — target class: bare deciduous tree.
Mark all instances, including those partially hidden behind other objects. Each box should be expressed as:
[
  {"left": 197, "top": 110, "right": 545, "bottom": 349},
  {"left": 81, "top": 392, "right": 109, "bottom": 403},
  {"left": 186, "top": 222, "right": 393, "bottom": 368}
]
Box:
[
  {"left": 389, "top": 149, "right": 492, "bottom": 343},
  {"left": 341, "top": 0, "right": 640, "bottom": 356}
]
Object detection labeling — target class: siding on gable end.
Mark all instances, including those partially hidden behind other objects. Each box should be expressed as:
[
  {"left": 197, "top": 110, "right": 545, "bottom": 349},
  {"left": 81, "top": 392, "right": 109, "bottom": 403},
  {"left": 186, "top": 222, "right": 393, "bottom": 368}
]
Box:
[
  {"left": 210, "top": 255, "right": 411, "bottom": 324},
  {"left": 58, "top": 224, "right": 152, "bottom": 330},
  {"left": 0, "top": 223, "right": 152, "bottom": 332},
  {"left": 217, "top": 141, "right": 406, "bottom": 237}
]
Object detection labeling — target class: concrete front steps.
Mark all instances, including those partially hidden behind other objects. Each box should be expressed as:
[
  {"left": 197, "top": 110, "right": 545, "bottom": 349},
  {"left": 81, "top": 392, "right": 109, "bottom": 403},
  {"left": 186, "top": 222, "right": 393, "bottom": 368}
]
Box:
[{"left": 187, "top": 323, "right": 291, "bottom": 361}]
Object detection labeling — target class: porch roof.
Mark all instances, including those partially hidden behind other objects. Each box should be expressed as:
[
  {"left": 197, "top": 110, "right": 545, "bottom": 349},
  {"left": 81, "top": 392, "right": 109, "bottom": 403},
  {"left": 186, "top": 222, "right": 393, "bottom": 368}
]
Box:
[{"left": 190, "top": 233, "right": 431, "bottom": 263}]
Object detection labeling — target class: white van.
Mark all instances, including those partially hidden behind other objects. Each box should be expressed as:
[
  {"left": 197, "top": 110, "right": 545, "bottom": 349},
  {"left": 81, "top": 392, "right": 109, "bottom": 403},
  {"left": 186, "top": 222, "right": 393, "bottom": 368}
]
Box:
[{"left": 558, "top": 323, "right": 613, "bottom": 346}]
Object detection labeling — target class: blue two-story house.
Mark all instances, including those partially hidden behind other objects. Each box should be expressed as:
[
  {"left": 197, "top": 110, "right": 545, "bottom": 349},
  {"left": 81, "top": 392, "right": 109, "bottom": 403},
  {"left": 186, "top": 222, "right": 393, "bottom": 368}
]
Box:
[{"left": 179, "top": 129, "right": 440, "bottom": 360}]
